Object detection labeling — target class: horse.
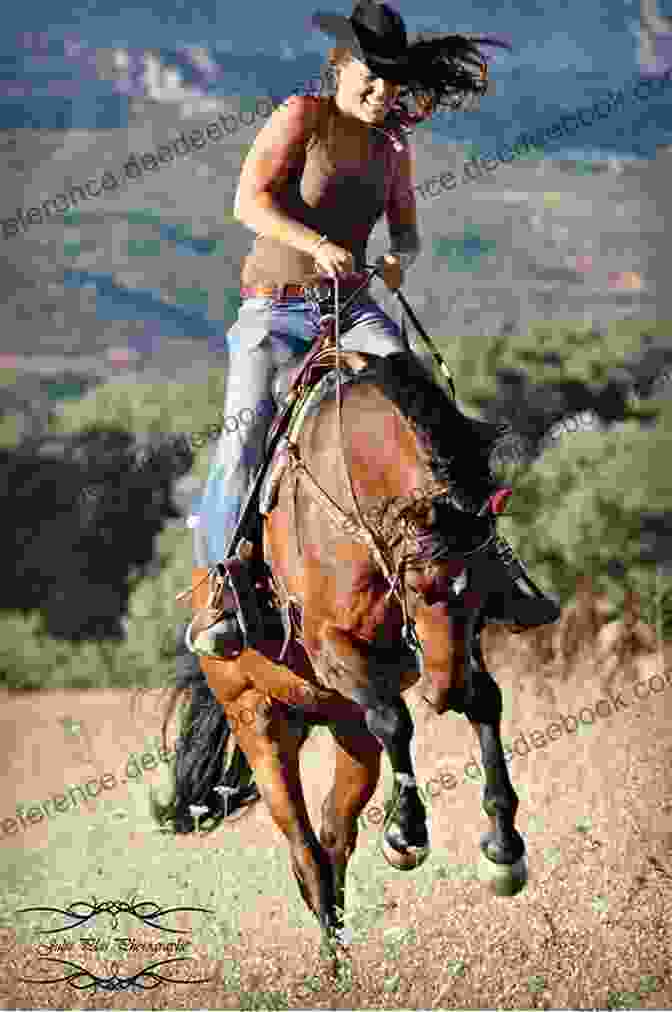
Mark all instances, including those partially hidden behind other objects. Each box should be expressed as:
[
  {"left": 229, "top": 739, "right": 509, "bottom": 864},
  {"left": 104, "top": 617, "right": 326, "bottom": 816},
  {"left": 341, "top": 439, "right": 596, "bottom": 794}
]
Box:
[{"left": 152, "top": 289, "right": 528, "bottom": 951}]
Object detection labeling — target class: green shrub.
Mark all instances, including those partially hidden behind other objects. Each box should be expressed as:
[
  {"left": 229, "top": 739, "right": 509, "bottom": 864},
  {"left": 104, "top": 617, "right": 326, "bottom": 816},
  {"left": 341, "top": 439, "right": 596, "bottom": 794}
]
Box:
[{"left": 1, "top": 318, "right": 669, "bottom": 691}]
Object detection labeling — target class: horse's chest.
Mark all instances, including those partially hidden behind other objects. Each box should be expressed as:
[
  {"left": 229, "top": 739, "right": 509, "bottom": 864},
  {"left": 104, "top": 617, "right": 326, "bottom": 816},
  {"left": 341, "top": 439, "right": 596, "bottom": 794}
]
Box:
[{"left": 348, "top": 582, "right": 404, "bottom": 641}]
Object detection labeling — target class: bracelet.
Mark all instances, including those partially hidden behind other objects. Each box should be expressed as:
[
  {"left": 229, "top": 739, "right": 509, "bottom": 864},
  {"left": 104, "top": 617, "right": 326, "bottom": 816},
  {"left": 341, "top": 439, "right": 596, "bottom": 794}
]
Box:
[{"left": 312, "top": 234, "right": 329, "bottom": 256}]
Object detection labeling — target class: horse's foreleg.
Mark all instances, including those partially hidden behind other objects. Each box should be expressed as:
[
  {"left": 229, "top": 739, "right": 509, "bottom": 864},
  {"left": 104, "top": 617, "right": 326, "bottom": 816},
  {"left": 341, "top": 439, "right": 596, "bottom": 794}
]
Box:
[
  {"left": 226, "top": 690, "right": 341, "bottom": 940},
  {"left": 317, "top": 628, "right": 429, "bottom": 870},
  {"left": 463, "top": 629, "right": 528, "bottom": 895},
  {"left": 320, "top": 722, "right": 382, "bottom": 930}
]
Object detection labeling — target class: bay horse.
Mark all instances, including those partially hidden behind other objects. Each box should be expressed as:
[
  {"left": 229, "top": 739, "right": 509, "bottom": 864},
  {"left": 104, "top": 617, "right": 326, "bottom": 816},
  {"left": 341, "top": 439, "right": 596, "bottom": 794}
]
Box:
[{"left": 152, "top": 287, "right": 528, "bottom": 949}]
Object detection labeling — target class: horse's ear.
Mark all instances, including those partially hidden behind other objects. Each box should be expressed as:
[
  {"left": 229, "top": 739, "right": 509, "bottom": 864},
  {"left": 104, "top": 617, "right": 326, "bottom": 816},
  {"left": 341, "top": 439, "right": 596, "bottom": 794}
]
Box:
[
  {"left": 479, "top": 486, "right": 512, "bottom": 516},
  {"left": 492, "top": 487, "right": 512, "bottom": 513},
  {"left": 485, "top": 485, "right": 512, "bottom": 514}
]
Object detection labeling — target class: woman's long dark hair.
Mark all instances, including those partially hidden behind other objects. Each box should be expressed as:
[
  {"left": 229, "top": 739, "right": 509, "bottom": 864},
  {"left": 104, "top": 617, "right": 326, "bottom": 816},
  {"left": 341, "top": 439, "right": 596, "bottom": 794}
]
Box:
[{"left": 318, "top": 31, "right": 512, "bottom": 136}]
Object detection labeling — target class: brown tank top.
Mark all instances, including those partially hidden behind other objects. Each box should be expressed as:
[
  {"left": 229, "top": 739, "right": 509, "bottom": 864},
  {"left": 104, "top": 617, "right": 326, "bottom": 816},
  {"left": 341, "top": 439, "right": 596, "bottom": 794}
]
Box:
[{"left": 240, "top": 96, "right": 398, "bottom": 287}]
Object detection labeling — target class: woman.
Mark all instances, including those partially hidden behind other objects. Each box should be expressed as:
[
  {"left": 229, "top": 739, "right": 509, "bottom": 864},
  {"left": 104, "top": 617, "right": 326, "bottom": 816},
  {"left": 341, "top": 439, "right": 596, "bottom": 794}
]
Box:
[{"left": 187, "top": 0, "right": 559, "bottom": 658}]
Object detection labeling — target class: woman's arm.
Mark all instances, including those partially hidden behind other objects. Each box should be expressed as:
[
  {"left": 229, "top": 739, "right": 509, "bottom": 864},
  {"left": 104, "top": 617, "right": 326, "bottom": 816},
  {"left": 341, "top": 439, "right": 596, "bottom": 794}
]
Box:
[
  {"left": 385, "top": 140, "right": 421, "bottom": 273},
  {"left": 233, "top": 96, "right": 325, "bottom": 257}
]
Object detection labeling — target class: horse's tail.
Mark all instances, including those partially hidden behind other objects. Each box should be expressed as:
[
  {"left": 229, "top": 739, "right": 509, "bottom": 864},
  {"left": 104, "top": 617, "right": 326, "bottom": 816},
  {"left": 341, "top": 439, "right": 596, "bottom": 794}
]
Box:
[{"left": 149, "top": 623, "right": 260, "bottom": 833}]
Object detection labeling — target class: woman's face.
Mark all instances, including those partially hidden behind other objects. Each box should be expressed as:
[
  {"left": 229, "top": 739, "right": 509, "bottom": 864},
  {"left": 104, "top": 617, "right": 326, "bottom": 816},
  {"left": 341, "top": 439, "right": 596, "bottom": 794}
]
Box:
[{"left": 334, "top": 56, "right": 401, "bottom": 125}]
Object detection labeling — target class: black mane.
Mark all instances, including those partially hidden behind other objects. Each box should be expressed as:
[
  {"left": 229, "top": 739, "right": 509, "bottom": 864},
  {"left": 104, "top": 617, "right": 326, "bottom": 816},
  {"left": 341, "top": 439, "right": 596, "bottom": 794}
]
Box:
[{"left": 361, "top": 352, "right": 510, "bottom": 512}]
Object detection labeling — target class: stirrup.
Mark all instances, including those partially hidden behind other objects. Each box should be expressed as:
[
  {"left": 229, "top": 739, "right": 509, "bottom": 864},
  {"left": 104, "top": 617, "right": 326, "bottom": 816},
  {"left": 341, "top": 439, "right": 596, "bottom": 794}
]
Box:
[
  {"left": 177, "top": 554, "right": 265, "bottom": 652},
  {"left": 184, "top": 617, "right": 242, "bottom": 657}
]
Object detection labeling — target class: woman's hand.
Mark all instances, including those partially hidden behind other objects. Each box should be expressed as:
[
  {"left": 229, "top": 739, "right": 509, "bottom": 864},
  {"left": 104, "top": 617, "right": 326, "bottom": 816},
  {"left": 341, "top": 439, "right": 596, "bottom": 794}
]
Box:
[
  {"left": 312, "top": 241, "right": 355, "bottom": 277},
  {"left": 375, "top": 253, "right": 403, "bottom": 292}
]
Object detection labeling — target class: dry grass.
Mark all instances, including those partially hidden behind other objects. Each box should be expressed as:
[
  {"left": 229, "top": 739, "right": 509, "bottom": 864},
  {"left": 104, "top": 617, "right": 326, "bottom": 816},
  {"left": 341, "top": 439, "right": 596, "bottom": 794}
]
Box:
[
  {"left": 481, "top": 576, "right": 666, "bottom": 698},
  {"left": 1, "top": 578, "right": 670, "bottom": 1010}
]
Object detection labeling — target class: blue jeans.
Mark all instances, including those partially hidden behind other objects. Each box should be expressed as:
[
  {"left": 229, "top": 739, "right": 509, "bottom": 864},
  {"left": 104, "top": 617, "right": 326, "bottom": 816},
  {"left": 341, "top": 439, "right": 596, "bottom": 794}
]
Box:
[{"left": 195, "top": 295, "right": 408, "bottom": 565}]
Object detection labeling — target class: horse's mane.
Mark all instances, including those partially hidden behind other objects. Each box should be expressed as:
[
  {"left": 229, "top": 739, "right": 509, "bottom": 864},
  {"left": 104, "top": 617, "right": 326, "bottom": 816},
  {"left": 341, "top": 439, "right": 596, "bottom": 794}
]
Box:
[{"left": 360, "top": 353, "right": 510, "bottom": 512}]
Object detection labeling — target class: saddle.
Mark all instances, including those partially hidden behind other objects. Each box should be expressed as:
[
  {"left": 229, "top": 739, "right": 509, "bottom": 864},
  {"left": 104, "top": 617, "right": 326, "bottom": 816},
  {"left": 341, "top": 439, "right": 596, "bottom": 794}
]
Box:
[
  {"left": 267, "top": 322, "right": 370, "bottom": 443},
  {"left": 260, "top": 339, "right": 371, "bottom": 515}
]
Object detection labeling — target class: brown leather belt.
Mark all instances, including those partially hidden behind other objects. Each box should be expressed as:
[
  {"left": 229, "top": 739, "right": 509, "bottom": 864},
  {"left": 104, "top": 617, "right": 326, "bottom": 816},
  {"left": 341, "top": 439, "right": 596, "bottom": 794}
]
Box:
[{"left": 240, "top": 273, "right": 370, "bottom": 302}]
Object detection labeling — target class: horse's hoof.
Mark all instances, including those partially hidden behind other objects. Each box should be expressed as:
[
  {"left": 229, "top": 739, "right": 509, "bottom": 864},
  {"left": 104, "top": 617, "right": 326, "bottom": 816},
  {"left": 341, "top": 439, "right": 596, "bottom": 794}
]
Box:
[
  {"left": 477, "top": 849, "right": 528, "bottom": 897},
  {"left": 333, "top": 924, "right": 354, "bottom": 946},
  {"left": 380, "top": 832, "right": 430, "bottom": 870},
  {"left": 480, "top": 828, "right": 525, "bottom": 864}
]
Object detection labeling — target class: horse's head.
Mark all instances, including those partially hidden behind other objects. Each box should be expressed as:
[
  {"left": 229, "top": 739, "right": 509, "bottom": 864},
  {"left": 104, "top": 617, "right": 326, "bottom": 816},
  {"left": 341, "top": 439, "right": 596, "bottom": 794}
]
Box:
[
  {"left": 397, "top": 482, "right": 508, "bottom": 598},
  {"left": 397, "top": 483, "right": 513, "bottom": 715}
]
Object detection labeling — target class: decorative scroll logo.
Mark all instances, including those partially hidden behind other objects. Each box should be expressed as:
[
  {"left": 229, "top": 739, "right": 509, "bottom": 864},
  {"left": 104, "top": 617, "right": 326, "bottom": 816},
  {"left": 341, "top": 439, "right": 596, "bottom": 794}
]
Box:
[
  {"left": 15, "top": 896, "right": 213, "bottom": 933},
  {"left": 12, "top": 895, "right": 215, "bottom": 994},
  {"left": 18, "top": 957, "right": 211, "bottom": 993}
]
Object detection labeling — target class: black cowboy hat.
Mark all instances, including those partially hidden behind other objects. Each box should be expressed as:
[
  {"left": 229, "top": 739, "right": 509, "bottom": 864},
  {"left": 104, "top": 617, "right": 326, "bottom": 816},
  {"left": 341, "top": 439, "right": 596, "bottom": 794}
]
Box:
[
  {"left": 311, "top": 1, "right": 425, "bottom": 83},
  {"left": 312, "top": 1, "right": 514, "bottom": 116}
]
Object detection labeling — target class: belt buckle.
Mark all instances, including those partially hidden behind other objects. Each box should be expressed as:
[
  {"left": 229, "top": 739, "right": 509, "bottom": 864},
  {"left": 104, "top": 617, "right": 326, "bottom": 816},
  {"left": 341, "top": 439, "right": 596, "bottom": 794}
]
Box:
[{"left": 306, "top": 279, "right": 332, "bottom": 303}]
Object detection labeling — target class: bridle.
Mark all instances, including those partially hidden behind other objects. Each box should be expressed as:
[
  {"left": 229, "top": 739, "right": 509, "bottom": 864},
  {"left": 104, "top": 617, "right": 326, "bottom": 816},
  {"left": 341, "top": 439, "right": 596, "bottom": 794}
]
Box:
[{"left": 285, "top": 265, "right": 505, "bottom": 650}]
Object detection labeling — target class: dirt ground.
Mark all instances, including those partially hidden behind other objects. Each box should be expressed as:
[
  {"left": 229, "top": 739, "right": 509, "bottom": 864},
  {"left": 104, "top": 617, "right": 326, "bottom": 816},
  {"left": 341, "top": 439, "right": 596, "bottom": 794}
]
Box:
[{"left": 0, "top": 625, "right": 671, "bottom": 1011}]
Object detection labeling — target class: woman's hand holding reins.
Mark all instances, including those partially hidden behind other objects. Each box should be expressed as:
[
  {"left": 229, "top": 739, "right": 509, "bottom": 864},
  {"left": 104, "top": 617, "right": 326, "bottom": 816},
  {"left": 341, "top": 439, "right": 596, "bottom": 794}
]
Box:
[
  {"left": 311, "top": 244, "right": 403, "bottom": 293},
  {"left": 312, "top": 240, "right": 355, "bottom": 278}
]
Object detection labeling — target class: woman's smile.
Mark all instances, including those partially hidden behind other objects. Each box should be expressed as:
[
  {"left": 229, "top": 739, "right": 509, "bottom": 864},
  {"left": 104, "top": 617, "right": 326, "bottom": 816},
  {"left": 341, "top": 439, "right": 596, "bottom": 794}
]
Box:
[{"left": 360, "top": 94, "right": 390, "bottom": 117}]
